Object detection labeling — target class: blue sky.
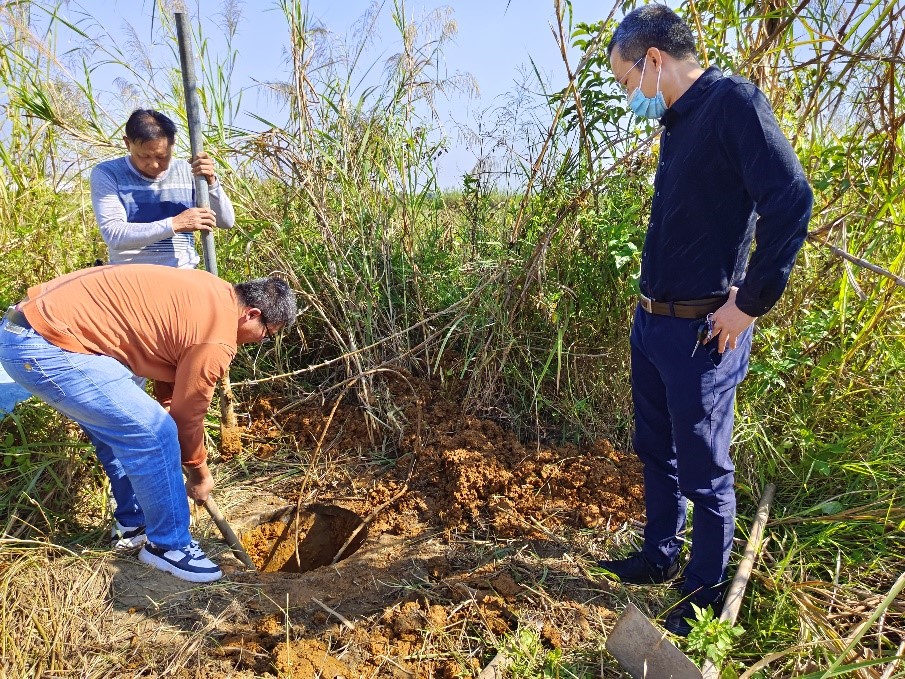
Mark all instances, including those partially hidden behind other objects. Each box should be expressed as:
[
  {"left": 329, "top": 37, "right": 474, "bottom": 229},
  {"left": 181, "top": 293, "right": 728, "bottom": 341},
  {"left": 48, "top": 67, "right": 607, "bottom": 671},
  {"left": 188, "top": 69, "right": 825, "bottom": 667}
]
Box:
[{"left": 54, "top": 1, "right": 617, "bottom": 187}]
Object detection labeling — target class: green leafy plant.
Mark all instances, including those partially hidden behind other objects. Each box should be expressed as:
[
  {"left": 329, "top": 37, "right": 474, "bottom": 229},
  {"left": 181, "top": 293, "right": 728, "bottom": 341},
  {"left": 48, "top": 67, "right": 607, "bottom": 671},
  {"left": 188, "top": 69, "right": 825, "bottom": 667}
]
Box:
[
  {"left": 501, "top": 626, "right": 573, "bottom": 678},
  {"left": 684, "top": 604, "right": 745, "bottom": 668}
]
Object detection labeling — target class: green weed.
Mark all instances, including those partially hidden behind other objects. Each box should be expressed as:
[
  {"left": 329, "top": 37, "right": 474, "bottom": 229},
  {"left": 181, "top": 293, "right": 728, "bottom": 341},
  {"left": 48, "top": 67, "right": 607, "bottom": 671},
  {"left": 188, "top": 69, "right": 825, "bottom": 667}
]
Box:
[{"left": 683, "top": 604, "right": 745, "bottom": 668}]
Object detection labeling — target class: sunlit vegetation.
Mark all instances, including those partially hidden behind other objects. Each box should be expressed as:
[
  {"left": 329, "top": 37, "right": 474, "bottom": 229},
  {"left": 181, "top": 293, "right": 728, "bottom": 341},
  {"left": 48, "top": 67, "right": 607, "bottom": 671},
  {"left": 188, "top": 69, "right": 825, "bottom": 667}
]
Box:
[{"left": 1, "top": 0, "right": 902, "bottom": 676}]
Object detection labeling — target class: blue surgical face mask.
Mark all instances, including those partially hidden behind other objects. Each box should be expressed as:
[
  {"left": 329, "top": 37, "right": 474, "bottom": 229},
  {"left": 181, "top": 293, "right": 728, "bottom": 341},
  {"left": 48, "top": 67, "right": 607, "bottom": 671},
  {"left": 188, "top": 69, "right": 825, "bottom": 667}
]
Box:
[{"left": 627, "top": 57, "right": 667, "bottom": 120}]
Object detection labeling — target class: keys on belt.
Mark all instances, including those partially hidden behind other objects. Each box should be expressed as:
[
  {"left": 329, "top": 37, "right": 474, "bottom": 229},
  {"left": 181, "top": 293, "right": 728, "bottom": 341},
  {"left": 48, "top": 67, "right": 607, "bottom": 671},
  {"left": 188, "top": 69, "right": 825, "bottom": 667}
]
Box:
[{"left": 691, "top": 313, "right": 715, "bottom": 357}]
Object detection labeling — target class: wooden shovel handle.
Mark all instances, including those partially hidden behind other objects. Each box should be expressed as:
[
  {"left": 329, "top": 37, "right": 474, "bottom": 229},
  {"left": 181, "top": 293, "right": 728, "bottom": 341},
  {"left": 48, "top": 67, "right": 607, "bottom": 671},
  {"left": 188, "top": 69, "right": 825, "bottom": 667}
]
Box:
[
  {"left": 701, "top": 483, "right": 776, "bottom": 679},
  {"left": 202, "top": 495, "right": 257, "bottom": 571},
  {"left": 720, "top": 483, "right": 776, "bottom": 625}
]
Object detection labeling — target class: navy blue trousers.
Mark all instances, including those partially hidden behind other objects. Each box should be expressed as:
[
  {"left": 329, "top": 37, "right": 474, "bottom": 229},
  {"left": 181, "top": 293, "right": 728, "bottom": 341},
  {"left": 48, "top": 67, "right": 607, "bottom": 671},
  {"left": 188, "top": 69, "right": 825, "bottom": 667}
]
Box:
[{"left": 630, "top": 306, "right": 752, "bottom": 592}]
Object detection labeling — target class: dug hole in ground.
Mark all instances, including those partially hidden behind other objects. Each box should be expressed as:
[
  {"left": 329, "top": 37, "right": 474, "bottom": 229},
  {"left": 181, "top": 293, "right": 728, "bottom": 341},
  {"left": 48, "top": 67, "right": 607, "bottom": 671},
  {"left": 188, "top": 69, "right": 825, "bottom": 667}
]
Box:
[{"left": 105, "top": 373, "right": 648, "bottom": 678}]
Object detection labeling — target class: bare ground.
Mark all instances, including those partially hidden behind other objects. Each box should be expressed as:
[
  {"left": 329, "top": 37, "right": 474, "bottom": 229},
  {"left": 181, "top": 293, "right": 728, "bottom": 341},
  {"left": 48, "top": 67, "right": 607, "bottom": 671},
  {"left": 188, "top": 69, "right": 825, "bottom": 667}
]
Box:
[{"left": 8, "top": 374, "right": 658, "bottom": 678}]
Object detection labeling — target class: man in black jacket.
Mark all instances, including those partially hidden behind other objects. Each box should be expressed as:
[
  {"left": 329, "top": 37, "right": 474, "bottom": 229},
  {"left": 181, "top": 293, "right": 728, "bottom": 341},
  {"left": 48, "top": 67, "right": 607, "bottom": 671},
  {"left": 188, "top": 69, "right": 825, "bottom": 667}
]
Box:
[{"left": 598, "top": 4, "right": 813, "bottom": 636}]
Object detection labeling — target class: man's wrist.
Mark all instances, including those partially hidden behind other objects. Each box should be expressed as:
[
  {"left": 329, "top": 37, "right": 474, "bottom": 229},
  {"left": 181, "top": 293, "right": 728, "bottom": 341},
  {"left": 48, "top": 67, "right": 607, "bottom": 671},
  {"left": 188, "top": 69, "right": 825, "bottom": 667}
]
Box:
[
  {"left": 733, "top": 286, "right": 767, "bottom": 317},
  {"left": 185, "top": 460, "right": 210, "bottom": 478}
]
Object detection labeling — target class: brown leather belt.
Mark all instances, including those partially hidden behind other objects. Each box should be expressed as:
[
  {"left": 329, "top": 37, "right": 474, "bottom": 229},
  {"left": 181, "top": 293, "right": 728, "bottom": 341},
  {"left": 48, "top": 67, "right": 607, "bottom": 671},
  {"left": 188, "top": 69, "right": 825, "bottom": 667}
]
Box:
[{"left": 638, "top": 294, "right": 726, "bottom": 319}]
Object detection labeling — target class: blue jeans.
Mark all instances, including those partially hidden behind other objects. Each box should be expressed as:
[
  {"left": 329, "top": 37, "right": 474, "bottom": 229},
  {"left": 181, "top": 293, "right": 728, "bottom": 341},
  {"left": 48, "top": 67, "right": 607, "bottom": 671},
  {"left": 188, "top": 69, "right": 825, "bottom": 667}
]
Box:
[
  {"left": 0, "top": 360, "right": 31, "bottom": 414},
  {"left": 0, "top": 318, "right": 191, "bottom": 550},
  {"left": 630, "top": 305, "right": 752, "bottom": 593}
]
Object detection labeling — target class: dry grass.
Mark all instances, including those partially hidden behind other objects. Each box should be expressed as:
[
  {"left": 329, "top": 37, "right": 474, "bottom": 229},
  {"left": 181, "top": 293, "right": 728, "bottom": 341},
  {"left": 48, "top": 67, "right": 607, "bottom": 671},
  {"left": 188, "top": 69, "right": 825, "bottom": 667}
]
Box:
[
  {"left": 0, "top": 545, "right": 124, "bottom": 677},
  {"left": 0, "top": 544, "right": 253, "bottom": 678}
]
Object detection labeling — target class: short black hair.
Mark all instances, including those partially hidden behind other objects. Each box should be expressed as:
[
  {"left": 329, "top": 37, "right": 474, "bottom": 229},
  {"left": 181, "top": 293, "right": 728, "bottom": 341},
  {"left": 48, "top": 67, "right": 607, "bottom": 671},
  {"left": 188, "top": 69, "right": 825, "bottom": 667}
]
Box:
[
  {"left": 234, "top": 277, "right": 297, "bottom": 329},
  {"left": 607, "top": 5, "right": 698, "bottom": 63},
  {"left": 124, "top": 109, "right": 177, "bottom": 145}
]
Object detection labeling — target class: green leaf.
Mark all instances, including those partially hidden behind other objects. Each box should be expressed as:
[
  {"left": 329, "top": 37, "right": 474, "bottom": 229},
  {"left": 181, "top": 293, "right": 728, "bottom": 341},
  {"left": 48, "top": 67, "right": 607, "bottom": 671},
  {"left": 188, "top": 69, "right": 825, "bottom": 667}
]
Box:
[{"left": 818, "top": 500, "right": 844, "bottom": 514}]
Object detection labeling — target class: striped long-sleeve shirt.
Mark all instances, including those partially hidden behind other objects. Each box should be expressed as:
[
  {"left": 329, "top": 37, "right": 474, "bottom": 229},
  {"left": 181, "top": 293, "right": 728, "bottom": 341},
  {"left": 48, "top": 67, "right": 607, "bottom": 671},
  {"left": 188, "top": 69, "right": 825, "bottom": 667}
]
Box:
[{"left": 90, "top": 156, "right": 235, "bottom": 269}]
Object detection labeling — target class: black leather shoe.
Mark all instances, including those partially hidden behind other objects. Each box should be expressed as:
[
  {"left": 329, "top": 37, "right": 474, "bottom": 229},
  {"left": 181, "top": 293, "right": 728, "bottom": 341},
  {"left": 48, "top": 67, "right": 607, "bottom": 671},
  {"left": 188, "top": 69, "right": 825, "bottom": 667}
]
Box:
[
  {"left": 596, "top": 551, "right": 681, "bottom": 585},
  {"left": 663, "top": 587, "right": 725, "bottom": 637}
]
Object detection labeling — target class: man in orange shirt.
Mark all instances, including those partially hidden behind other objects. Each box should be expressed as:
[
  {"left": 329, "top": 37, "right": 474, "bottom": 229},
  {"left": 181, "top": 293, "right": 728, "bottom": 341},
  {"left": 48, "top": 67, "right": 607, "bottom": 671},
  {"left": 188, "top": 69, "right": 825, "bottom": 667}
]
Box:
[{"left": 0, "top": 265, "right": 296, "bottom": 582}]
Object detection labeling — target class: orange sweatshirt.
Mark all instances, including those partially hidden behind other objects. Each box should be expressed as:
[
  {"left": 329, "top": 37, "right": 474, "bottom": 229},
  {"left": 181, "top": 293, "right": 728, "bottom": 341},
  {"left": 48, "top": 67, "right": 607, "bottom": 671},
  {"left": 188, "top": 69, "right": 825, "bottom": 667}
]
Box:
[{"left": 20, "top": 264, "right": 238, "bottom": 468}]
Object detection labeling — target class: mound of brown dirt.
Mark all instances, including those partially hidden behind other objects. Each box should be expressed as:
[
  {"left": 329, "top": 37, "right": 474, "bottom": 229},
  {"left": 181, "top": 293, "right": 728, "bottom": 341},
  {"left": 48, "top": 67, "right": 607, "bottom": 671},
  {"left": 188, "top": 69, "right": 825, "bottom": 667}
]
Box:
[{"left": 244, "top": 374, "right": 644, "bottom": 539}]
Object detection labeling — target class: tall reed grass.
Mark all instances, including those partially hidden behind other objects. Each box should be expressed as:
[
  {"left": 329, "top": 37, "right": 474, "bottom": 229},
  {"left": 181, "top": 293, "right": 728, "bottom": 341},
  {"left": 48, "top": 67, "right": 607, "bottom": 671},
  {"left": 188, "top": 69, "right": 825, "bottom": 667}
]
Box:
[{"left": 0, "top": 0, "right": 902, "bottom": 675}]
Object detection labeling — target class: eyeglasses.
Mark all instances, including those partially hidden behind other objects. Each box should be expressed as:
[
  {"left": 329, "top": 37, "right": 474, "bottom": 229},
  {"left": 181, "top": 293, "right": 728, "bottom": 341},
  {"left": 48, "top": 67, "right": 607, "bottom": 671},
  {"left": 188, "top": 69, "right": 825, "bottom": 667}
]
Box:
[
  {"left": 259, "top": 315, "right": 275, "bottom": 343},
  {"left": 617, "top": 55, "right": 645, "bottom": 92}
]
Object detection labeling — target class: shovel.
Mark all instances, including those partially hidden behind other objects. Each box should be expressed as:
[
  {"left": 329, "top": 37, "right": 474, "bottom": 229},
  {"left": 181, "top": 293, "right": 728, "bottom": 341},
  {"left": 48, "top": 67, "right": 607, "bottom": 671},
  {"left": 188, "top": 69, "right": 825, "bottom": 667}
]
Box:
[
  {"left": 605, "top": 483, "right": 776, "bottom": 678},
  {"left": 184, "top": 465, "right": 257, "bottom": 571},
  {"left": 203, "top": 495, "right": 257, "bottom": 571}
]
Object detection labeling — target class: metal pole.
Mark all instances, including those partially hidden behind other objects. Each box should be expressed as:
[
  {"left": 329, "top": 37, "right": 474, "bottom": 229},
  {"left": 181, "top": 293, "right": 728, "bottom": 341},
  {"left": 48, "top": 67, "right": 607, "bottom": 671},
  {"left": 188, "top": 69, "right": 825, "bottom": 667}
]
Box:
[
  {"left": 174, "top": 11, "right": 217, "bottom": 276},
  {"left": 174, "top": 12, "right": 240, "bottom": 436}
]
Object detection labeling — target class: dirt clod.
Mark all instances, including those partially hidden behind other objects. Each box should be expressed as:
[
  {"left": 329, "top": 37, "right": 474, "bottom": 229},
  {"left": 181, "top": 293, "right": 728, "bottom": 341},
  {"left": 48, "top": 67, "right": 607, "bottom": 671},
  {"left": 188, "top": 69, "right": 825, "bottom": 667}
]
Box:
[
  {"left": 272, "top": 638, "right": 350, "bottom": 678},
  {"left": 219, "top": 425, "right": 244, "bottom": 456}
]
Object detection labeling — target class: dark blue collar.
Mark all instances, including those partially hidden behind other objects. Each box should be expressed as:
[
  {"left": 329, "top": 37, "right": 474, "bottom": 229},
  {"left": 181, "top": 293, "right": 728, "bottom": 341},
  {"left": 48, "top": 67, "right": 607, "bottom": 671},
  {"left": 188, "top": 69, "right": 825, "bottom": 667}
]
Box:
[{"left": 661, "top": 66, "right": 723, "bottom": 126}]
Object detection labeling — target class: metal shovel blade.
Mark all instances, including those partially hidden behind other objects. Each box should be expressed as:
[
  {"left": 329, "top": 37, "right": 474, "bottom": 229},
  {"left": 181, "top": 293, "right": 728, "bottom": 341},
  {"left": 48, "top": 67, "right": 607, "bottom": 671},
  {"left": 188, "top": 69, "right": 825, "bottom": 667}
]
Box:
[{"left": 605, "top": 603, "right": 703, "bottom": 679}]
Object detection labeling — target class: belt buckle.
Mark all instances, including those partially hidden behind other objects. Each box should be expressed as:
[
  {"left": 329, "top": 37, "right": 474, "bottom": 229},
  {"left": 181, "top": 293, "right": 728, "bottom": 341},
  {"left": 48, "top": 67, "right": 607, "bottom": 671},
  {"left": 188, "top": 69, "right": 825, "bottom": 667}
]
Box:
[{"left": 639, "top": 295, "right": 653, "bottom": 313}]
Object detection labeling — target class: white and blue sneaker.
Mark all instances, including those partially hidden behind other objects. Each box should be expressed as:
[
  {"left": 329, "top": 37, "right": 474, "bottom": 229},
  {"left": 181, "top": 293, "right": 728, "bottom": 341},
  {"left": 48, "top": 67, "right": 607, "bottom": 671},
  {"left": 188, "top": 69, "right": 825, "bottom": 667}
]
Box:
[
  {"left": 138, "top": 540, "right": 223, "bottom": 583},
  {"left": 111, "top": 521, "right": 148, "bottom": 551}
]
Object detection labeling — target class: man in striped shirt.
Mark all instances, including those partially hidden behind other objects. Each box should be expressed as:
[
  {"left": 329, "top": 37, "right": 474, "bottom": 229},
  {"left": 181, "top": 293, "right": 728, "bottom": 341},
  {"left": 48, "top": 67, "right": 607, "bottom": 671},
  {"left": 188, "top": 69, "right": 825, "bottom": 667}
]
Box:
[
  {"left": 90, "top": 109, "right": 234, "bottom": 269},
  {"left": 88, "top": 109, "right": 237, "bottom": 552}
]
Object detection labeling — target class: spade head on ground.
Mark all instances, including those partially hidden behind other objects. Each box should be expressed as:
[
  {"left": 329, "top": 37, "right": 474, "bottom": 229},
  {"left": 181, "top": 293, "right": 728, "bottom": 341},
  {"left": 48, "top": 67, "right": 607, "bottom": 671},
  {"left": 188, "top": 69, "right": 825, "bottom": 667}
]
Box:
[{"left": 605, "top": 603, "right": 703, "bottom": 679}]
